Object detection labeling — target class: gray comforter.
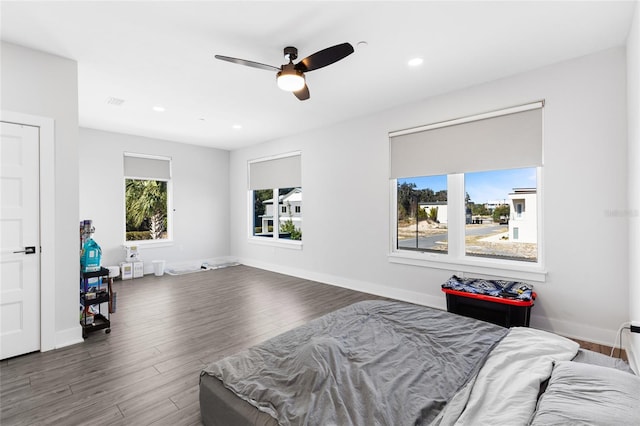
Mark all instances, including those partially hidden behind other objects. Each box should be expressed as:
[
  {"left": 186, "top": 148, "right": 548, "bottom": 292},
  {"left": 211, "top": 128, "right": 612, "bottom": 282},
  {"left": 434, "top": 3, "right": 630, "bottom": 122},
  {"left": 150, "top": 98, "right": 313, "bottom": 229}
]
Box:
[{"left": 202, "top": 300, "right": 508, "bottom": 426}]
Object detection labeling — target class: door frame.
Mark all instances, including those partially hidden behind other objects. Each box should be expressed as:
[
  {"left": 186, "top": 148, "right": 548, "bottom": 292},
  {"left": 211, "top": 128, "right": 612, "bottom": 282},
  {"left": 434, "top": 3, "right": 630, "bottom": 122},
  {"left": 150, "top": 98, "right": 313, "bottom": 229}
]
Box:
[{"left": 1, "top": 110, "right": 56, "bottom": 352}]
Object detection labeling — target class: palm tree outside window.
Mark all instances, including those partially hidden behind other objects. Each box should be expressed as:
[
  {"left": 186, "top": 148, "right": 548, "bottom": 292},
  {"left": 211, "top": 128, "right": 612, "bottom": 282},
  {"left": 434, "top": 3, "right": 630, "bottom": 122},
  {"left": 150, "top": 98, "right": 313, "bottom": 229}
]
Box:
[
  {"left": 125, "top": 179, "right": 168, "bottom": 241},
  {"left": 123, "top": 153, "right": 172, "bottom": 242}
]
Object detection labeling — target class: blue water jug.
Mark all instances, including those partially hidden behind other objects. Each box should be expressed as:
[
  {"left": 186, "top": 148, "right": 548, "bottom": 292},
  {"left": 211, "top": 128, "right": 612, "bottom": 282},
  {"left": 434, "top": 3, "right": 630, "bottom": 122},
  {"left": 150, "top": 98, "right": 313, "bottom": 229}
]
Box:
[{"left": 81, "top": 238, "right": 102, "bottom": 272}]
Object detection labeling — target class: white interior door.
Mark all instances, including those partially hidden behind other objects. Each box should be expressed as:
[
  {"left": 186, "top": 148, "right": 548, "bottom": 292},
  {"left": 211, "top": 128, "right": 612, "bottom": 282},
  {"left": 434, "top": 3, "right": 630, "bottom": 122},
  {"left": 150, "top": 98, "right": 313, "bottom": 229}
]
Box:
[{"left": 1, "top": 122, "right": 41, "bottom": 360}]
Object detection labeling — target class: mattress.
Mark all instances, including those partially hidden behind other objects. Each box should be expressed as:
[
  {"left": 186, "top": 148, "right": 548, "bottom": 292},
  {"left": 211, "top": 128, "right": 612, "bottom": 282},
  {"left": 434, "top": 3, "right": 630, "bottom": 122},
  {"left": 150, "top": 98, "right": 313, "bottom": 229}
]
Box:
[
  {"left": 199, "top": 300, "right": 638, "bottom": 426},
  {"left": 200, "top": 374, "right": 278, "bottom": 426}
]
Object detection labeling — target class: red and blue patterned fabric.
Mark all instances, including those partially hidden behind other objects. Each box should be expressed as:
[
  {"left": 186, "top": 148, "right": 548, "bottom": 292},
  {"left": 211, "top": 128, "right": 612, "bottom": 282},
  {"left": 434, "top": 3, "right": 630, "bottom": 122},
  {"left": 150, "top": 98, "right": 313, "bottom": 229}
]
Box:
[{"left": 442, "top": 275, "right": 534, "bottom": 301}]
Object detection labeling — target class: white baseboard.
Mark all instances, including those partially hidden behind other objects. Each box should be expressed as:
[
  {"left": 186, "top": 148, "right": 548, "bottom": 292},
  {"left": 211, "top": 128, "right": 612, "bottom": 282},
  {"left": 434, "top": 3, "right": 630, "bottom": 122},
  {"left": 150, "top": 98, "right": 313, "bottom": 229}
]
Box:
[
  {"left": 238, "top": 259, "right": 632, "bottom": 353},
  {"left": 239, "top": 258, "right": 446, "bottom": 311},
  {"left": 529, "top": 315, "right": 625, "bottom": 347},
  {"left": 55, "top": 325, "right": 84, "bottom": 350}
]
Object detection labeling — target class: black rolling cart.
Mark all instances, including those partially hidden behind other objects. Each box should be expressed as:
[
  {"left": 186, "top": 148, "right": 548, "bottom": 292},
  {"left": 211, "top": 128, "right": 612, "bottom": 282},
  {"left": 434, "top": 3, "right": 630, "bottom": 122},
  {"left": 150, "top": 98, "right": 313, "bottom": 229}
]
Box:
[{"left": 80, "top": 267, "right": 112, "bottom": 338}]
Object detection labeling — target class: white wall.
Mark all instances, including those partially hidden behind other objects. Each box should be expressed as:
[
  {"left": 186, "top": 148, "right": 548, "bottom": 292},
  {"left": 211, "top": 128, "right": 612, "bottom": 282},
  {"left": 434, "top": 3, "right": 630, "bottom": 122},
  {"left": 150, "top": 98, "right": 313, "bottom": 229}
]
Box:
[
  {"left": 1, "top": 42, "right": 81, "bottom": 346},
  {"left": 626, "top": 2, "right": 640, "bottom": 373},
  {"left": 230, "top": 47, "right": 629, "bottom": 345},
  {"left": 79, "top": 128, "right": 230, "bottom": 273}
]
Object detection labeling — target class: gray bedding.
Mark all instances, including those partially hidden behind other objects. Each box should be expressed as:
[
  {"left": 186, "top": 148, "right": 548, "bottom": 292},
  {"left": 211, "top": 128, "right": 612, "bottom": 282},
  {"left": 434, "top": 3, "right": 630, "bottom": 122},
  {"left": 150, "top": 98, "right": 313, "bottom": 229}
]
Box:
[
  {"left": 201, "top": 300, "right": 508, "bottom": 426},
  {"left": 530, "top": 360, "right": 640, "bottom": 425}
]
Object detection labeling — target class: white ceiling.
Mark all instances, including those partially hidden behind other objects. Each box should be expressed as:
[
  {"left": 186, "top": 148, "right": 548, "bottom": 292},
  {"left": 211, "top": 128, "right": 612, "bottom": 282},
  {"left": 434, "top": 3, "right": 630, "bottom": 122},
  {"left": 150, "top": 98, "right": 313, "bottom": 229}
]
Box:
[{"left": 1, "top": 1, "right": 636, "bottom": 151}]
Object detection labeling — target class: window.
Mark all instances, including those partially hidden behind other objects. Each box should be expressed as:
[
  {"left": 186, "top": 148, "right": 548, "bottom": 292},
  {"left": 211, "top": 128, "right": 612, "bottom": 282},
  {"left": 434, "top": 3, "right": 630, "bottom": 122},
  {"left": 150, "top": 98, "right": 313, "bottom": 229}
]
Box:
[
  {"left": 123, "top": 153, "right": 172, "bottom": 243},
  {"left": 397, "top": 175, "right": 448, "bottom": 253},
  {"left": 253, "top": 189, "right": 274, "bottom": 238},
  {"left": 389, "top": 102, "right": 544, "bottom": 280},
  {"left": 464, "top": 168, "right": 537, "bottom": 262},
  {"left": 248, "top": 153, "right": 302, "bottom": 244},
  {"left": 277, "top": 187, "right": 302, "bottom": 240}
]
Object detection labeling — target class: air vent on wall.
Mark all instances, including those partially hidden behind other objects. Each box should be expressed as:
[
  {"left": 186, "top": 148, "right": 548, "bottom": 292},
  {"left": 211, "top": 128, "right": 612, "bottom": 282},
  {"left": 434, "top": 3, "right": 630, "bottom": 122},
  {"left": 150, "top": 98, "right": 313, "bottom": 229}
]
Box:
[{"left": 105, "top": 97, "right": 125, "bottom": 106}]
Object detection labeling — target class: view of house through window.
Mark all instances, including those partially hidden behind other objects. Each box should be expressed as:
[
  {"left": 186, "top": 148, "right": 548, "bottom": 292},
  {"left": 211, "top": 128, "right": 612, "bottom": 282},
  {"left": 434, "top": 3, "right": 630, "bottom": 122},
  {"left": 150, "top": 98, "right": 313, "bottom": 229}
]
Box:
[
  {"left": 464, "top": 168, "right": 537, "bottom": 262},
  {"left": 253, "top": 187, "right": 302, "bottom": 240},
  {"left": 248, "top": 152, "right": 302, "bottom": 243},
  {"left": 396, "top": 167, "right": 537, "bottom": 262},
  {"left": 391, "top": 102, "right": 542, "bottom": 269}
]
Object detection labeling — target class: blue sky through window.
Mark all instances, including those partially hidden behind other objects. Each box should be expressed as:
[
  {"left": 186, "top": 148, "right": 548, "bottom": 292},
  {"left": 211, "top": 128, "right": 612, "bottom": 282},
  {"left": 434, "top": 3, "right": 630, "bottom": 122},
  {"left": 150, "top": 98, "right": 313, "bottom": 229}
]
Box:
[{"left": 399, "top": 168, "right": 536, "bottom": 204}]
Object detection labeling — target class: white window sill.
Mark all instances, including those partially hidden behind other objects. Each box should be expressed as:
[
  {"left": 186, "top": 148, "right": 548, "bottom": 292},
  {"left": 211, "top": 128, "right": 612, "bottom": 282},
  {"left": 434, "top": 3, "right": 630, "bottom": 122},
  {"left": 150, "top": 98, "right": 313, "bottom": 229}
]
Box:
[
  {"left": 248, "top": 237, "right": 303, "bottom": 250},
  {"left": 388, "top": 251, "right": 547, "bottom": 282},
  {"left": 124, "top": 240, "right": 174, "bottom": 249}
]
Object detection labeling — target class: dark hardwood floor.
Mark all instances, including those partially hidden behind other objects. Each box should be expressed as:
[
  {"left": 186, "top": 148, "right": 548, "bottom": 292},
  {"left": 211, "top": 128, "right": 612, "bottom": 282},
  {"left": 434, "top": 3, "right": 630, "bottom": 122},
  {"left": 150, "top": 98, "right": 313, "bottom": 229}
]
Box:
[
  {"left": 0, "top": 265, "right": 629, "bottom": 425},
  {"left": 0, "top": 266, "right": 385, "bottom": 425}
]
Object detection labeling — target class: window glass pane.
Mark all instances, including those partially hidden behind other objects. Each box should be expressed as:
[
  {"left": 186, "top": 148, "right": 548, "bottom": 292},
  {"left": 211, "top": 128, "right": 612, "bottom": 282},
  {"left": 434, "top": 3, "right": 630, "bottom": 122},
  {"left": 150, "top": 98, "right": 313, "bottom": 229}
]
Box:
[
  {"left": 397, "top": 176, "right": 448, "bottom": 253},
  {"left": 253, "top": 189, "right": 274, "bottom": 238},
  {"left": 125, "top": 179, "right": 168, "bottom": 241},
  {"left": 464, "top": 168, "right": 537, "bottom": 262},
  {"left": 278, "top": 187, "right": 302, "bottom": 241}
]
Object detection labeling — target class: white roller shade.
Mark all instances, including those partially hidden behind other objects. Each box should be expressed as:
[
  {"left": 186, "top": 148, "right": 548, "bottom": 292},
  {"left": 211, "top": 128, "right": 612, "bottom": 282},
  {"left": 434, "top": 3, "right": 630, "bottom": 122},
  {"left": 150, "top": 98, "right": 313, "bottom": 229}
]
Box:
[
  {"left": 249, "top": 153, "right": 301, "bottom": 190},
  {"left": 390, "top": 103, "right": 543, "bottom": 178},
  {"left": 124, "top": 154, "right": 171, "bottom": 180}
]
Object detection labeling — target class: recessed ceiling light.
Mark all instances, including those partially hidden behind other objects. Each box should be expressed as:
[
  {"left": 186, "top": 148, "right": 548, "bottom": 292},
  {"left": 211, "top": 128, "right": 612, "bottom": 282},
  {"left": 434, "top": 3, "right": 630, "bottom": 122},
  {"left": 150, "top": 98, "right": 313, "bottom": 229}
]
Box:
[
  {"left": 232, "top": 124, "right": 242, "bottom": 130},
  {"left": 152, "top": 105, "right": 166, "bottom": 112},
  {"left": 357, "top": 41, "right": 368, "bottom": 49},
  {"left": 408, "top": 57, "right": 424, "bottom": 67}
]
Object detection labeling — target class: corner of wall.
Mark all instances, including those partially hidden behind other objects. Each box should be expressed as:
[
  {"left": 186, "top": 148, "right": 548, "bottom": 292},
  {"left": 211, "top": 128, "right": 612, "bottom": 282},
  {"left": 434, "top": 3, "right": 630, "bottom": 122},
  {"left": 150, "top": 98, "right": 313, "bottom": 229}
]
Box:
[
  {"left": 55, "top": 325, "right": 84, "bottom": 350},
  {"left": 627, "top": 333, "right": 640, "bottom": 374},
  {"left": 627, "top": 0, "right": 640, "bottom": 375}
]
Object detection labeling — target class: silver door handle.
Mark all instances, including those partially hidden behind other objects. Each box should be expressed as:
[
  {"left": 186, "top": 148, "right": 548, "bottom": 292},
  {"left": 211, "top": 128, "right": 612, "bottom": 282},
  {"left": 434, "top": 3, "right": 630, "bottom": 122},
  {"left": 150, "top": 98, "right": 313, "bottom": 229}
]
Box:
[{"left": 13, "top": 246, "right": 36, "bottom": 254}]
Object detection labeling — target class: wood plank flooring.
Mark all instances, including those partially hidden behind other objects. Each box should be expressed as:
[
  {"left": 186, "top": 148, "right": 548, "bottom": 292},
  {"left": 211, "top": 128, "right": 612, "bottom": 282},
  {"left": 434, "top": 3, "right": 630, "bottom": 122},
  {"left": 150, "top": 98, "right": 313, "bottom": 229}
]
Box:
[
  {"left": 0, "top": 265, "right": 630, "bottom": 425},
  {"left": 570, "top": 337, "right": 627, "bottom": 361},
  {"left": 0, "top": 266, "right": 386, "bottom": 425}
]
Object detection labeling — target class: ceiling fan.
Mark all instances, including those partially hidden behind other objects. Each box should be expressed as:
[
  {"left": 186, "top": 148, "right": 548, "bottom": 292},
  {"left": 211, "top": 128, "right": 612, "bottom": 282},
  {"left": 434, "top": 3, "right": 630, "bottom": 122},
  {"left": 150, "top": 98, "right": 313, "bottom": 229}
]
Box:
[{"left": 214, "top": 42, "right": 354, "bottom": 101}]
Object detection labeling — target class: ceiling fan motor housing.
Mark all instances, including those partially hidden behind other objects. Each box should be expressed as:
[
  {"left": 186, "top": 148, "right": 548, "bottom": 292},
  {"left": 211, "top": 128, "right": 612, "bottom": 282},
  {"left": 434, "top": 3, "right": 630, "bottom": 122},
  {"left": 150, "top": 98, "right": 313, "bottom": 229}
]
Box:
[{"left": 284, "top": 46, "right": 298, "bottom": 62}]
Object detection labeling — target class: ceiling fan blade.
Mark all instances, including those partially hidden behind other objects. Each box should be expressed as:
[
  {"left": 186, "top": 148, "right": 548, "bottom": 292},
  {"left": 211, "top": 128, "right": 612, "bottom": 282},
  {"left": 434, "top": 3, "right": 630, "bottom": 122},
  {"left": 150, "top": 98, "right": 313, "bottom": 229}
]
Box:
[
  {"left": 293, "top": 84, "right": 310, "bottom": 101},
  {"left": 214, "top": 55, "right": 280, "bottom": 72},
  {"left": 295, "top": 43, "right": 354, "bottom": 72}
]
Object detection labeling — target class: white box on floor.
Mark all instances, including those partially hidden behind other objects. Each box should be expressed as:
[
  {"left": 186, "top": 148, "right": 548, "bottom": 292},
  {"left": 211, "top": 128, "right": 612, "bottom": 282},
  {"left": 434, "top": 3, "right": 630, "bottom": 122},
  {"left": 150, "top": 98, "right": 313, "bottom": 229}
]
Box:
[
  {"left": 120, "top": 262, "right": 133, "bottom": 280},
  {"left": 133, "top": 261, "right": 144, "bottom": 278}
]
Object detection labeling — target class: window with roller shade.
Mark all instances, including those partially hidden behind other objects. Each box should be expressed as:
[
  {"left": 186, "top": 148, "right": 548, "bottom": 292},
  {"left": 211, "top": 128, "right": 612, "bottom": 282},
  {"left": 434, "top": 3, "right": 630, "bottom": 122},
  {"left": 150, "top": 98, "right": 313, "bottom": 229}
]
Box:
[
  {"left": 248, "top": 152, "right": 302, "bottom": 243},
  {"left": 123, "top": 153, "right": 172, "bottom": 243},
  {"left": 389, "top": 102, "right": 544, "bottom": 274}
]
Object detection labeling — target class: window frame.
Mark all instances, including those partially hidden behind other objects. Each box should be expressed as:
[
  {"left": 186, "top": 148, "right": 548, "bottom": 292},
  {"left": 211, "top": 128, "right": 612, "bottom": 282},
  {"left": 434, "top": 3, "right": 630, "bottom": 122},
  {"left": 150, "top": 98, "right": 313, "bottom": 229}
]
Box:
[
  {"left": 123, "top": 153, "right": 173, "bottom": 248},
  {"left": 397, "top": 175, "right": 449, "bottom": 254},
  {"left": 247, "top": 152, "right": 302, "bottom": 250},
  {"left": 388, "top": 102, "right": 546, "bottom": 282},
  {"left": 247, "top": 188, "right": 303, "bottom": 250},
  {"left": 388, "top": 166, "right": 546, "bottom": 283}
]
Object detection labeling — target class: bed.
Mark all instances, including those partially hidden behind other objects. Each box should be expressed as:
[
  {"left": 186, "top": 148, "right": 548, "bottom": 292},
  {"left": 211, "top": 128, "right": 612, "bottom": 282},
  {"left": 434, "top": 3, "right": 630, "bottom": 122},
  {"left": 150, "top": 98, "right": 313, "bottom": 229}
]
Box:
[{"left": 199, "top": 300, "right": 639, "bottom": 425}]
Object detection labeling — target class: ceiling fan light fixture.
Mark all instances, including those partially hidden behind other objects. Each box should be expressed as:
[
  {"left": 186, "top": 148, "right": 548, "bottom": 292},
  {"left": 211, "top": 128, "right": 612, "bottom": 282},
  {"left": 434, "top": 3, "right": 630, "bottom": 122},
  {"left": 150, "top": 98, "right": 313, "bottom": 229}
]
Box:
[
  {"left": 216, "top": 42, "right": 354, "bottom": 100},
  {"left": 277, "top": 65, "right": 305, "bottom": 92}
]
